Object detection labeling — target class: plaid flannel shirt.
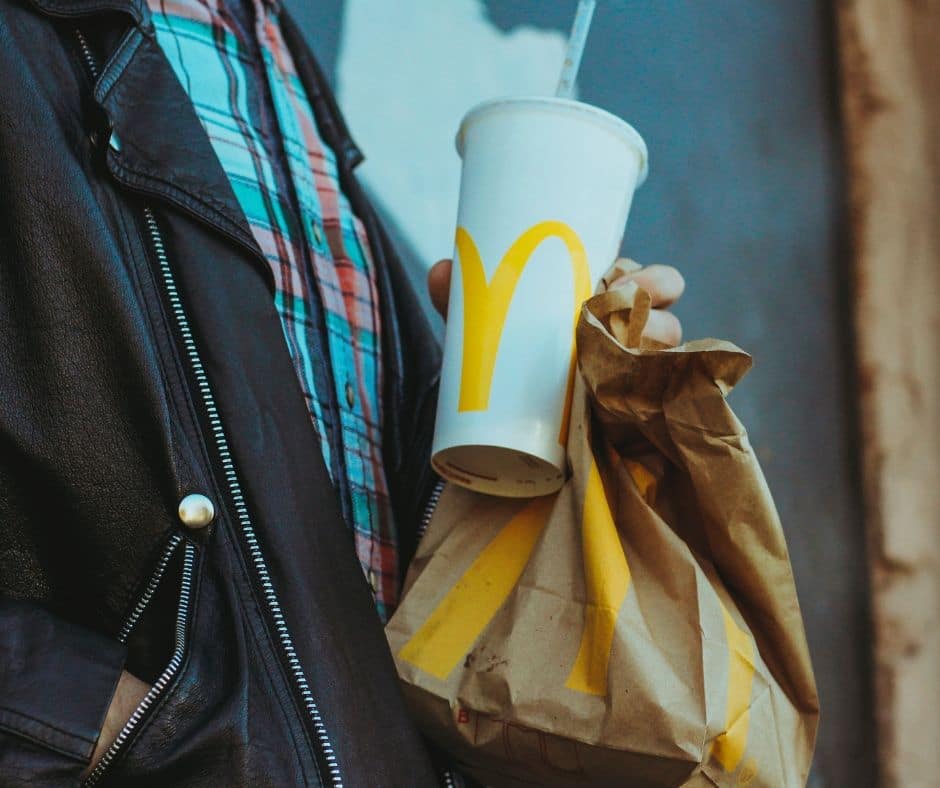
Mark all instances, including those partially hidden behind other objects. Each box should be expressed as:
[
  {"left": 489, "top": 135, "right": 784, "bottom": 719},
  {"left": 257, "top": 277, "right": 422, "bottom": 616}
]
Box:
[{"left": 148, "top": 0, "right": 400, "bottom": 620}]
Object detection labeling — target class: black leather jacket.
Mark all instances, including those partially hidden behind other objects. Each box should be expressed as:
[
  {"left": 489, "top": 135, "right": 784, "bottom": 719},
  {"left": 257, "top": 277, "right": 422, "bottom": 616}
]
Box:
[{"left": 0, "top": 1, "right": 443, "bottom": 785}]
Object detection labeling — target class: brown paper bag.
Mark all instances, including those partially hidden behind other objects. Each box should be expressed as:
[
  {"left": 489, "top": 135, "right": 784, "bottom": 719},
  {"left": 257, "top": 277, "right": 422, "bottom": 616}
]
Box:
[{"left": 386, "top": 287, "right": 819, "bottom": 787}]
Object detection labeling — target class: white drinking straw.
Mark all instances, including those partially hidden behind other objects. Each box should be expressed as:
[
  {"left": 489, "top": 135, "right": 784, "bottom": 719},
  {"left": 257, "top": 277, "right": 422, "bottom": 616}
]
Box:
[{"left": 556, "top": 0, "right": 597, "bottom": 98}]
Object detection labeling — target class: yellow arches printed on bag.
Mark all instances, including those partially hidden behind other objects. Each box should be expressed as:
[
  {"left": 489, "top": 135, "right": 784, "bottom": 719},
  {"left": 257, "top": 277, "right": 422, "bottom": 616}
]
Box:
[
  {"left": 711, "top": 602, "right": 756, "bottom": 772},
  {"left": 397, "top": 458, "right": 633, "bottom": 690},
  {"left": 454, "top": 222, "right": 592, "bottom": 444},
  {"left": 398, "top": 456, "right": 756, "bottom": 776},
  {"left": 564, "top": 459, "right": 633, "bottom": 695},
  {"left": 398, "top": 495, "right": 554, "bottom": 680}
]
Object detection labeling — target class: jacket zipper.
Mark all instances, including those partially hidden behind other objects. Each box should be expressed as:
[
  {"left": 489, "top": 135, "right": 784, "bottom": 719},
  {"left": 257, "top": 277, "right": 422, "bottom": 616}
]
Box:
[
  {"left": 74, "top": 29, "right": 98, "bottom": 80},
  {"left": 144, "top": 209, "right": 343, "bottom": 786},
  {"left": 417, "top": 476, "right": 446, "bottom": 543},
  {"left": 118, "top": 532, "right": 184, "bottom": 644},
  {"left": 75, "top": 29, "right": 342, "bottom": 787},
  {"left": 84, "top": 542, "right": 197, "bottom": 787}
]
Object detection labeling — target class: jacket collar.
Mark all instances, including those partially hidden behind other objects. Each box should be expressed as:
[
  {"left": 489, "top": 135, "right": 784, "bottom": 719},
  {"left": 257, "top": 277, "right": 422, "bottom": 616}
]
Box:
[
  {"left": 97, "top": 24, "right": 274, "bottom": 283},
  {"left": 25, "top": 0, "right": 148, "bottom": 26},
  {"left": 31, "top": 0, "right": 432, "bottom": 467},
  {"left": 31, "top": 0, "right": 440, "bottom": 548},
  {"left": 25, "top": 0, "right": 363, "bottom": 167},
  {"left": 27, "top": 0, "right": 364, "bottom": 289},
  {"left": 24, "top": 0, "right": 269, "bottom": 277}
]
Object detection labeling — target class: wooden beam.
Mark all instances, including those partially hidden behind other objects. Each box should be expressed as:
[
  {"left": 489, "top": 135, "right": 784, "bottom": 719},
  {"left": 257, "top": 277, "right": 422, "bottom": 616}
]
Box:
[{"left": 835, "top": 1, "right": 940, "bottom": 784}]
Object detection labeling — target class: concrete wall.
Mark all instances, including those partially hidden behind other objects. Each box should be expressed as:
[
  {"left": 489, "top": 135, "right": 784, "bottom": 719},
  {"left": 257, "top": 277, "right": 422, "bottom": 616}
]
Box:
[{"left": 286, "top": 2, "right": 875, "bottom": 784}]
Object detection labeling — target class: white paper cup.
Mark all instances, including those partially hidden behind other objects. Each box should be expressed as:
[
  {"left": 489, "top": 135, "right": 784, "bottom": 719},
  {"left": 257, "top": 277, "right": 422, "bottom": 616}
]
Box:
[{"left": 431, "top": 97, "right": 648, "bottom": 497}]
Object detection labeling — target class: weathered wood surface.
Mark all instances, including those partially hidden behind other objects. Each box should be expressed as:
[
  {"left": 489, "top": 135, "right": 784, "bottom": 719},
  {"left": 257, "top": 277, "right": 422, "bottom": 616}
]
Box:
[{"left": 836, "top": 1, "right": 940, "bottom": 784}]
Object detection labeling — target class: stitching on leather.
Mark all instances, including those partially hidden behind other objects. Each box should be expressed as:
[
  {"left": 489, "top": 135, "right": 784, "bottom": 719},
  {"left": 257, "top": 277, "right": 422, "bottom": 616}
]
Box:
[
  {"left": 0, "top": 719, "right": 88, "bottom": 763},
  {"left": 0, "top": 706, "right": 95, "bottom": 745},
  {"left": 34, "top": 0, "right": 143, "bottom": 22},
  {"left": 97, "top": 36, "right": 261, "bottom": 240},
  {"left": 108, "top": 161, "right": 259, "bottom": 252},
  {"left": 95, "top": 26, "right": 144, "bottom": 102},
  {"left": 103, "top": 108, "right": 245, "bottom": 221}
]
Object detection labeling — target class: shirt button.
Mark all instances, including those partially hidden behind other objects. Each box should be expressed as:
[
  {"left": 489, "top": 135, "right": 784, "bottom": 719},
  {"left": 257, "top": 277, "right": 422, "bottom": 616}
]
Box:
[
  {"left": 345, "top": 381, "right": 355, "bottom": 408},
  {"left": 311, "top": 220, "right": 325, "bottom": 247},
  {"left": 178, "top": 493, "right": 215, "bottom": 529}
]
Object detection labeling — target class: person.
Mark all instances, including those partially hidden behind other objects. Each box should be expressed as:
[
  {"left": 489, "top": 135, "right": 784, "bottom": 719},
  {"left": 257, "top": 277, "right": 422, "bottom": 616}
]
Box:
[{"left": 0, "top": 0, "right": 684, "bottom": 785}]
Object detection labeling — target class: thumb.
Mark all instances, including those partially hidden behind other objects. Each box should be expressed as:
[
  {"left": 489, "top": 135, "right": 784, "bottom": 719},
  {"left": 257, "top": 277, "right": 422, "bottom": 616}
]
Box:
[{"left": 428, "top": 259, "right": 452, "bottom": 318}]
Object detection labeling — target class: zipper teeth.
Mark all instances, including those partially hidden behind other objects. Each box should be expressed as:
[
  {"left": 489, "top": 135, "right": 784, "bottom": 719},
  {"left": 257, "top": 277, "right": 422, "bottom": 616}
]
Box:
[
  {"left": 74, "top": 30, "right": 99, "bottom": 80},
  {"left": 417, "top": 477, "right": 446, "bottom": 541},
  {"left": 84, "top": 543, "right": 196, "bottom": 787},
  {"left": 118, "top": 533, "right": 184, "bottom": 644},
  {"left": 143, "top": 208, "right": 343, "bottom": 787},
  {"left": 76, "top": 27, "right": 339, "bottom": 782}
]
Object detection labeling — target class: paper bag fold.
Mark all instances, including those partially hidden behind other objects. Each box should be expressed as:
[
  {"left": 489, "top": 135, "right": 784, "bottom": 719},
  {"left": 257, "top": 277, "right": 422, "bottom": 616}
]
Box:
[{"left": 387, "top": 288, "right": 819, "bottom": 787}]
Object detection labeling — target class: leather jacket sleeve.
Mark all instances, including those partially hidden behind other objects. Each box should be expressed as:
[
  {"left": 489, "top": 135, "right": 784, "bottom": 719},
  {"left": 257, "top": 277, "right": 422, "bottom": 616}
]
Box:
[{"left": 0, "top": 598, "right": 126, "bottom": 785}]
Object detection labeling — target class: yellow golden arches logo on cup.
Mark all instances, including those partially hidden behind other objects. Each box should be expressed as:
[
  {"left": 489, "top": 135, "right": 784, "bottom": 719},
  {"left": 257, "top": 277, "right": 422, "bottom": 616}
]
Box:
[{"left": 454, "top": 221, "right": 592, "bottom": 444}]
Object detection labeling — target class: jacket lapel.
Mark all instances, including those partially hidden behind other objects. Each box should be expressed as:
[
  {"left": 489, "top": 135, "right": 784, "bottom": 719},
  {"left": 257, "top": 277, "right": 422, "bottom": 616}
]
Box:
[
  {"left": 27, "top": 0, "right": 443, "bottom": 552},
  {"left": 94, "top": 26, "right": 271, "bottom": 285},
  {"left": 25, "top": 0, "right": 147, "bottom": 25},
  {"left": 24, "top": 0, "right": 273, "bottom": 286}
]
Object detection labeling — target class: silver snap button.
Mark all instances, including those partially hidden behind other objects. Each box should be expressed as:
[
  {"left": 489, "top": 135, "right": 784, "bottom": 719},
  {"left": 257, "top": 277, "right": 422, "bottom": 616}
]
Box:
[
  {"left": 178, "top": 493, "right": 215, "bottom": 529},
  {"left": 345, "top": 381, "right": 355, "bottom": 408}
]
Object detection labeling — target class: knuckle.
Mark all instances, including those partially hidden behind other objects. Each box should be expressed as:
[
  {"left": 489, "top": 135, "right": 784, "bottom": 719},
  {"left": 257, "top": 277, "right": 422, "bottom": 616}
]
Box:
[
  {"left": 671, "top": 267, "right": 686, "bottom": 295},
  {"left": 648, "top": 310, "right": 682, "bottom": 345},
  {"left": 665, "top": 313, "right": 683, "bottom": 345}
]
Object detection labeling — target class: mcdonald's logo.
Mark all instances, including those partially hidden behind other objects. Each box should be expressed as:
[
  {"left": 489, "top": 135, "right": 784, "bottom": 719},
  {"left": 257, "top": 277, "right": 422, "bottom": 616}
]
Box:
[
  {"left": 398, "top": 457, "right": 634, "bottom": 695},
  {"left": 398, "top": 458, "right": 757, "bottom": 776},
  {"left": 454, "top": 221, "right": 592, "bottom": 444}
]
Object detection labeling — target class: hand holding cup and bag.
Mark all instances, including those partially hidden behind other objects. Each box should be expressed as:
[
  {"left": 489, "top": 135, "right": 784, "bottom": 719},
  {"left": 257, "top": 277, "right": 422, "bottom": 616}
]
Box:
[
  {"left": 386, "top": 280, "right": 820, "bottom": 787},
  {"left": 392, "top": 8, "right": 818, "bottom": 777}
]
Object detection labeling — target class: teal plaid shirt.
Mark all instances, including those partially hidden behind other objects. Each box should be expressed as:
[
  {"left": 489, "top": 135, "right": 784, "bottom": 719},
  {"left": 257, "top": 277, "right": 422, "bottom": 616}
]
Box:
[{"left": 148, "top": 0, "right": 400, "bottom": 620}]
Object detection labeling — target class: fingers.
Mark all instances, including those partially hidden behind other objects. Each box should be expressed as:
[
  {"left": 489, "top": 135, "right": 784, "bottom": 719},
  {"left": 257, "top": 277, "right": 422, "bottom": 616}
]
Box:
[
  {"left": 600, "top": 258, "right": 642, "bottom": 286},
  {"left": 602, "top": 260, "right": 685, "bottom": 345},
  {"left": 605, "top": 260, "right": 685, "bottom": 308},
  {"left": 643, "top": 308, "right": 683, "bottom": 346},
  {"left": 427, "top": 258, "right": 452, "bottom": 318}
]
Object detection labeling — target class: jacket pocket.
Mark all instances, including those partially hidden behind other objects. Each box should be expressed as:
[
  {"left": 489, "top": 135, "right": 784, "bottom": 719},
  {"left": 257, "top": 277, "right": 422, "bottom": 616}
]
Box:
[{"left": 83, "top": 533, "right": 199, "bottom": 787}]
